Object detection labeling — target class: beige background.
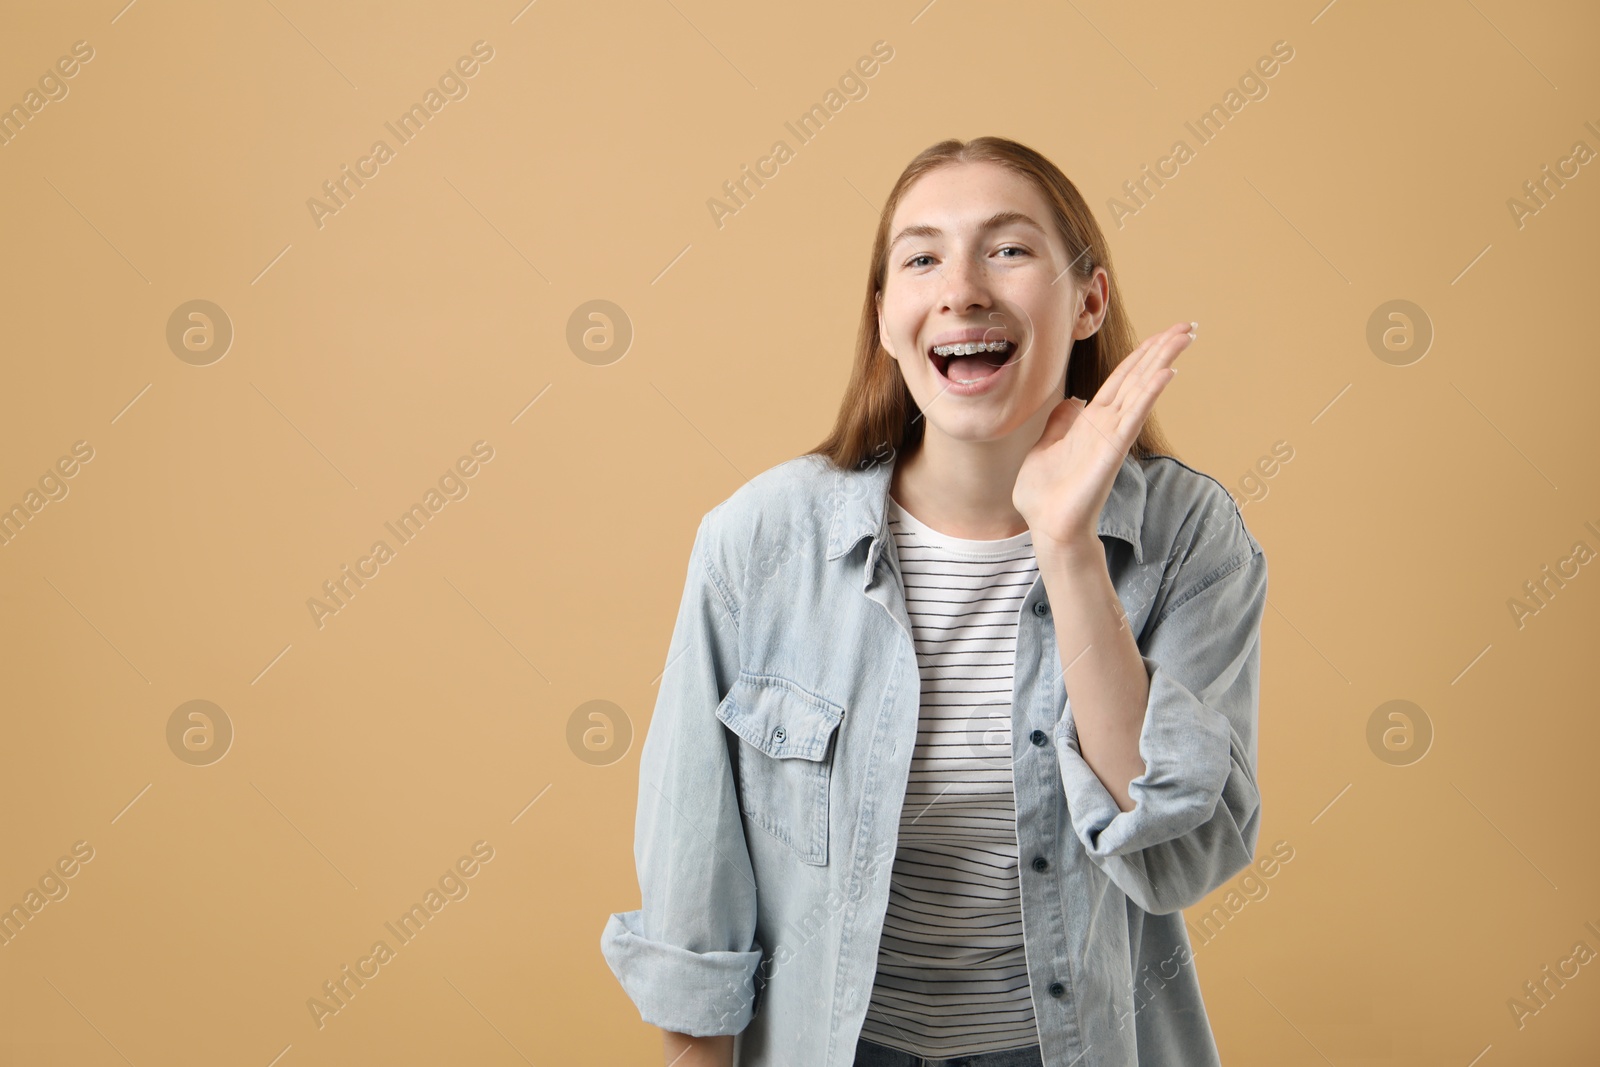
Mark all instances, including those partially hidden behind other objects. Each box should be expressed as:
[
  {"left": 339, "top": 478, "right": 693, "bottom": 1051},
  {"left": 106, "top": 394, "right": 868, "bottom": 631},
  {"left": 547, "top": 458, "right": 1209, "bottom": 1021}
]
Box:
[{"left": 2, "top": 0, "right": 1597, "bottom": 1063}]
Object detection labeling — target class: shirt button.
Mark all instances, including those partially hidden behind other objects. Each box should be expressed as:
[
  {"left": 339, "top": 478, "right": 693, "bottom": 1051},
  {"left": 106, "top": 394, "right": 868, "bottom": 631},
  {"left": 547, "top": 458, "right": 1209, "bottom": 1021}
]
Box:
[
  {"left": 1048, "top": 981, "right": 1066, "bottom": 998},
  {"left": 772, "top": 726, "right": 786, "bottom": 744},
  {"left": 1032, "top": 600, "right": 1050, "bottom": 617},
  {"left": 1030, "top": 729, "right": 1047, "bottom": 747},
  {"left": 1031, "top": 856, "right": 1049, "bottom": 872}
]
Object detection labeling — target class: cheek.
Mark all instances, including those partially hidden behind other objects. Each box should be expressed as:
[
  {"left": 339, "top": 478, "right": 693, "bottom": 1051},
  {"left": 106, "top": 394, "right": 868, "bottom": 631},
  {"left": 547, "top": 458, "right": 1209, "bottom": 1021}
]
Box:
[
  {"left": 883, "top": 311, "right": 923, "bottom": 362},
  {"left": 1016, "top": 328, "right": 1071, "bottom": 378},
  {"left": 1007, "top": 289, "right": 1069, "bottom": 348}
]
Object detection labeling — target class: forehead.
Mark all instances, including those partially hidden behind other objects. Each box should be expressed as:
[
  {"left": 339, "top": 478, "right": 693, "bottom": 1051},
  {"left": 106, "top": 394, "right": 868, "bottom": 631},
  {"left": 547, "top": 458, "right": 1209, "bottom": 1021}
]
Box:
[{"left": 888, "top": 160, "right": 1057, "bottom": 243}]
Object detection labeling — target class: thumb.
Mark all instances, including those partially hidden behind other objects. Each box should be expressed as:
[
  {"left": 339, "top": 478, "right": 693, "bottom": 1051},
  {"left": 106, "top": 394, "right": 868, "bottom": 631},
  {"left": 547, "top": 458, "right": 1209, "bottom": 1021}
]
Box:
[{"left": 1036, "top": 395, "right": 1085, "bottom": 448}]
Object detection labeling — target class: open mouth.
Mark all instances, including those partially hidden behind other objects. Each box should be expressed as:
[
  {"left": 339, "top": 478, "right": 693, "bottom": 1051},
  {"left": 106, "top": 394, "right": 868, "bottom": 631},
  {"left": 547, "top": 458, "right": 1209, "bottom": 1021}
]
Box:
[{"left": 928, "top": 340, "right": 1017, "bottom": 384}]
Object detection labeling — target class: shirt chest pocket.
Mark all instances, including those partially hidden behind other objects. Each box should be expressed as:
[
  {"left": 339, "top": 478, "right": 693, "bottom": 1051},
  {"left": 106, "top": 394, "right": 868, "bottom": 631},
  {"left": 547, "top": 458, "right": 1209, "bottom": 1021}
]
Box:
[{"left": 715, "top": 671, "right": 844, "bottom": 866}]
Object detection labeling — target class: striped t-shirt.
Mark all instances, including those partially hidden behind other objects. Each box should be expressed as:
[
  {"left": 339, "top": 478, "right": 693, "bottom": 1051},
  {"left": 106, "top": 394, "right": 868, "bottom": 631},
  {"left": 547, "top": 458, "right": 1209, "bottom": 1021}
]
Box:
[{"left": 859, "top": 494, "right": 1044, "bottom": 1057}]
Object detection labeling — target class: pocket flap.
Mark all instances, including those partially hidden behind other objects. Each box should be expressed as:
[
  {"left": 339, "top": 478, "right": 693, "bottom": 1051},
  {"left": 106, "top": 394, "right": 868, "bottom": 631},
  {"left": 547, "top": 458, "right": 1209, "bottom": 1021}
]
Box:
[{"left": 716, "top": 672, "right": 844, "bottom": 761}]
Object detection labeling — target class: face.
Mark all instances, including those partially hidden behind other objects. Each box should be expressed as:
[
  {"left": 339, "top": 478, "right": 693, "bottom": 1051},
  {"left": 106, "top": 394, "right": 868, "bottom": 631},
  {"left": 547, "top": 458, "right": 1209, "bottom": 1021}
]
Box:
[{"left": 877, "top": 160, "right": 1107, "bottom": 446}]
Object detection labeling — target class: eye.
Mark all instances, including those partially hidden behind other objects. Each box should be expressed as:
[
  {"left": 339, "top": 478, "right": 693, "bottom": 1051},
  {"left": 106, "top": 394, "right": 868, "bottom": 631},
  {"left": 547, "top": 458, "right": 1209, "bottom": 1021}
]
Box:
[
  {"left": 997, "top": 245, "right": 1029, "bottom": 258},
  {"left": 904, "top": 253, "right": 935, "bottom": 269}
]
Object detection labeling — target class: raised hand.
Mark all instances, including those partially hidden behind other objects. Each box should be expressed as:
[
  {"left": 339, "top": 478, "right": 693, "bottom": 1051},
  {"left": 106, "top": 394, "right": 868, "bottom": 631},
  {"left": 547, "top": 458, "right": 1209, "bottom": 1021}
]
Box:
[{"left": 1013, "top": 320, "right": 1196, "bottom": 554}]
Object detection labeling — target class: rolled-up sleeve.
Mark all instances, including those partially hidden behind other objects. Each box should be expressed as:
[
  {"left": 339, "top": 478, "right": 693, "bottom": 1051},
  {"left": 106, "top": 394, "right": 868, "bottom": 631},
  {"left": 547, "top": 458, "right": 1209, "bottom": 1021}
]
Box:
[
  {"left": 600, "top": 511, "right": 763, "bottom": 1035},
  {"left": 1055, "top": 518, "right": 1268, "bottom": 916}
]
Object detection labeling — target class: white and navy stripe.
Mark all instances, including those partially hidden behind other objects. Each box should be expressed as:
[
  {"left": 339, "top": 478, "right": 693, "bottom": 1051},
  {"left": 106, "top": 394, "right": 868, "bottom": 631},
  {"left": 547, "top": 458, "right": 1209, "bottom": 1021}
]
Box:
[{"left": 859, "top": 495, "right": 1044, "bottom": 1058}]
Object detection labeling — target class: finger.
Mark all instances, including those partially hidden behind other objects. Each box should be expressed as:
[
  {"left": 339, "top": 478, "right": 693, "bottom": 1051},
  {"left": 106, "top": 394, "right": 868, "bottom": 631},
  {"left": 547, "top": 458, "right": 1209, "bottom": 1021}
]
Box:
[
  {"left": 1105, "top": 322, "right": 1190, "bottom": 439},
  {"left": 1101, "top": 321, "right": 1184, "bottom": 394},
  {"left": 1095, "top": 327, "right": 1169, "bottom": 401},
  {"left": 1056, "top": 394, "right": 1087, "bottom": 420},
  {"left": 1117, "top": 363, "right": 1178, "bottom": 440},
  {"left": 1124, "top": 339, "right": 1187, "bottom": 423},
  {"left": 1095, "top": 321, "right": 1190, "bottom": 410},
  {"left": 1136, "top": 329, "right": 1191, "bottom": 388},
  {"left": 1035, "top": 395, "right": 1084, "bottom": 446},
  {"left": 1110, "top": 333, "right": 1185, "bottom": 435},
  {"left": 1041, "top": 395, "right": 1080, "bottom": 429},
  {"left": 1108, "top": 326, "right": 1191, "bottom": 414}
]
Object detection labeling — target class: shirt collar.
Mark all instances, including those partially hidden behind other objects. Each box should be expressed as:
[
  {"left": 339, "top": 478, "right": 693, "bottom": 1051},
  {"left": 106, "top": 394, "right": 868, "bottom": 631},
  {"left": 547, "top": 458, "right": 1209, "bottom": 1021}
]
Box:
[{"left": 825, "top": 449, "right": 1148, "bottom": 572}]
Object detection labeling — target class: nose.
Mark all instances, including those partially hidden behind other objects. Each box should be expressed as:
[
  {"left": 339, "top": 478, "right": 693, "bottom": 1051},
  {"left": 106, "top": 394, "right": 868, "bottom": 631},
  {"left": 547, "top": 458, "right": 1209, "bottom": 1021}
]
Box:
[{"left": 937, "top": 248, "right": 995, "bottom": 314}]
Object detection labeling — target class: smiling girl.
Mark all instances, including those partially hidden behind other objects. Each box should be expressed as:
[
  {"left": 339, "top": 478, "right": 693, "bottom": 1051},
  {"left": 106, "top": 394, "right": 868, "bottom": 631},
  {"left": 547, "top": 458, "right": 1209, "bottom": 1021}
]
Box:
[{"left": 603, "top": 137, "right": 1269, "bottom": 1067}]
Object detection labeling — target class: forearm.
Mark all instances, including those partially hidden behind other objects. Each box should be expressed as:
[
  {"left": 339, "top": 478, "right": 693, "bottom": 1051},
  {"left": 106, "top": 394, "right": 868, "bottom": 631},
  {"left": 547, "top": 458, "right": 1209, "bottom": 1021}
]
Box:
[
  {"left": 663, "top": 1030, "right": 734, "bottom": 1067},
  {"left": 1036, "top": 536, "right": 1150, "bottom": 811}
]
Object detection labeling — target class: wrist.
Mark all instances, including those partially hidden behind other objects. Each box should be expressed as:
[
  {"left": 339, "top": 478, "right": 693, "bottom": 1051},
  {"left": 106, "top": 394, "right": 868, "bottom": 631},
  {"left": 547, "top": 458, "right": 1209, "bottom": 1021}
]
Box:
[{"left": 1032, "top": 531, "right": 1103, "bottom": 566}]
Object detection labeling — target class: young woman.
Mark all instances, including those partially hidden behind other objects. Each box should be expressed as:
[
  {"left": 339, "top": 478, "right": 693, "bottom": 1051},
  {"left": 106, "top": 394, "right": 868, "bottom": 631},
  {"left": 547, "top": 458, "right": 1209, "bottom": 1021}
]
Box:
[{"left": 602, "top": 137, "right": 1269, "bottom": 1067}]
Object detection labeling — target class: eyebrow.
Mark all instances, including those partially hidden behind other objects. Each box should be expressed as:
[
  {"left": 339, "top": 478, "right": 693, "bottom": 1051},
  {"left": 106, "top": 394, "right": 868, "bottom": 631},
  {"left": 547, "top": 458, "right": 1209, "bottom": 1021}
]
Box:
[{"left": 888, "top": 210, "right": 1047, "bottom": 252}]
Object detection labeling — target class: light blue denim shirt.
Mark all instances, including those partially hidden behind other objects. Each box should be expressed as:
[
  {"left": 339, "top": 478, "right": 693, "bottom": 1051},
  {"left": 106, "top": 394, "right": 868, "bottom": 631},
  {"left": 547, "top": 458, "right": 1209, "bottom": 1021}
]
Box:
[{"left": 601, "top": 447, "right": 1268, "bottom": 1066}]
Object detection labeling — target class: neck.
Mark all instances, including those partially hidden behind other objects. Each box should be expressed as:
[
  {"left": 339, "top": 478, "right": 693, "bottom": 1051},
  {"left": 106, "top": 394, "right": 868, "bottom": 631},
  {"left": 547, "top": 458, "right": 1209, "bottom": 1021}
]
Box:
[{"left": 890, "top": 407, "right": 1053, "bottom": 540}]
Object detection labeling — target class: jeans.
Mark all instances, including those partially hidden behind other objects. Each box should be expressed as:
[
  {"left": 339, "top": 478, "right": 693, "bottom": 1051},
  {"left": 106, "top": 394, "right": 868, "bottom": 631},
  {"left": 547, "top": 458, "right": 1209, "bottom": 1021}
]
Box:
[{"left": 852, "top": 1037, "right": 1046, "bottom": 1066}]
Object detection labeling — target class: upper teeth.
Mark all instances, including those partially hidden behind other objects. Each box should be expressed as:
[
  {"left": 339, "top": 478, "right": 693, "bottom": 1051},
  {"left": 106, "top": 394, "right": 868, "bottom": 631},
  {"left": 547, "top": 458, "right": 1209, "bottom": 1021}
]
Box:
[{"left": 933, "top": 340, "right": 1011, "bottom": 357}]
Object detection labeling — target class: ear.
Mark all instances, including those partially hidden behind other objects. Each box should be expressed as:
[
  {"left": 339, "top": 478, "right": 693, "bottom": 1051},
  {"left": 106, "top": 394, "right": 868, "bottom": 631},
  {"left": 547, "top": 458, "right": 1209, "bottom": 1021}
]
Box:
[
  {"left": 1075, "top": 266, "right": 1110, "bottom": 339},
  {"left": 876, "top": 292, "right": 897, "bottom": 361}
]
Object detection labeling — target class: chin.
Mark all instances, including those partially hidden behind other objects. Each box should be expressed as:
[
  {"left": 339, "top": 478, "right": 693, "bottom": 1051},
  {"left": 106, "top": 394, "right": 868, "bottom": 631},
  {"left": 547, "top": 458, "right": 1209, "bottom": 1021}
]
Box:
[{"left": 923, "top": 413, "right": 1027, "bottom": 444}]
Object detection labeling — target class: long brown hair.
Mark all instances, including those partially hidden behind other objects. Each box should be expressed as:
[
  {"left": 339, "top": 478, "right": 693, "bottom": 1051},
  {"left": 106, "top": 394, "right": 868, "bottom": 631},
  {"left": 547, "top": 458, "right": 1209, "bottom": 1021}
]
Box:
[{"left": 806, "top": 136, "right": 1177, "bottom": 470}]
